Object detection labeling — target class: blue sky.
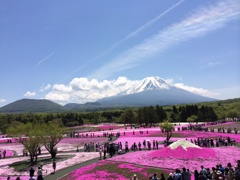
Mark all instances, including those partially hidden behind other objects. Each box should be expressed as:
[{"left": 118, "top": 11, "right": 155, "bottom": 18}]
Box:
[{"left": 0, "top": 0, "right": 240, "bottom": 107}]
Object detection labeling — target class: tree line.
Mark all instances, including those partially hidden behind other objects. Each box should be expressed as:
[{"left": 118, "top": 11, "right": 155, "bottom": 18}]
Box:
[
  {"left": 120, "top": 105, "right": 218, "bottom": 125},
  {"left": 0, "top": 104, "right": 221, "bottom": 134}
]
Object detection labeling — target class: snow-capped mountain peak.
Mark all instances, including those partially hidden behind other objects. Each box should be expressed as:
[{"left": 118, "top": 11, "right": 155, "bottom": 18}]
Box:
[
  {"left": 97, "top": 76, "right": 216, "bottom": 106},
  {"left": 122, "top": 76, "right": 173, "bottom": 95}
]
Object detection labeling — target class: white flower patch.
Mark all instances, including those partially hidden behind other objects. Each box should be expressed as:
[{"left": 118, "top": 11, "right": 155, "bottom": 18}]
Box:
[{"left": 169, "top": 140, "right": 201, "bottom": 150}]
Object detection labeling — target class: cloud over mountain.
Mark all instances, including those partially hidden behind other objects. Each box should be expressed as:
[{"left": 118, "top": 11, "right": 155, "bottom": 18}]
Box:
[
  {"left": 45, "top": 76, "right": 216, "bottom": 105},
  {"left": 24, "top": 91, "right": 36, "bottom": 97}
]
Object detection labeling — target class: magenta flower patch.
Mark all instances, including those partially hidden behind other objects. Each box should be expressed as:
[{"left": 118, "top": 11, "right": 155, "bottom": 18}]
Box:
[
  {"left": 61, "top": 160, "right": 156, "bottom": 179},
  {"left": 150, "top": 146, "right": 216, "bottom": 159}
]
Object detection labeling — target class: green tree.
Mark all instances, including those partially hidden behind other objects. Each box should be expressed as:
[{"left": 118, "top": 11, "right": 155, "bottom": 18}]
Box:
[
  {"left": 121, "top": 109, "right": 135, "bottom": 125},
  {"left": 187, "top": 115, "right": 198, "bottom": 123},
  {"left": 160, "top": 120, "right": 174, "bottom": 145},
  {"left": 7, "top": 122, "right": 42, "bottom": 164},
  {"left": 156, "top": 105, "right": 167, "bottom": 122},
  {"left": 227, "top": 110, "right": 238, "bottom": 119},
  {"left": 40, "top": 122, "right": 66, "bottom": 159}
]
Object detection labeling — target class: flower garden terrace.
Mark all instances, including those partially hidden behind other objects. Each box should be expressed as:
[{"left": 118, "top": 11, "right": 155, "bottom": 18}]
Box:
[{"left": 0, "top": 121, "right": 239, "bottom": 180}]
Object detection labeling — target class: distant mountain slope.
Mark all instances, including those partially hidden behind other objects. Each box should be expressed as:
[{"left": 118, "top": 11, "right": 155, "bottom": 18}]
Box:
[
  {"left": 0, "top": 99, "right": 68, "bottom": 113},
  {"left": 0, "top": 76, "right": 218, "bottom": 112},
  {"left": 97, "top": 76, "right": 216, "bottom": 106},
  {"left": 64, "top": 102, "right": 101, "bottom": 109}
]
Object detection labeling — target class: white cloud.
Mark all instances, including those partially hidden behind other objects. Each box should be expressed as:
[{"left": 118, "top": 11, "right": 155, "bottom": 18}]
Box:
[
  {"left": 24, "top": 91, "right": 36, "bottom": 97},
  {"left": 40, "top": 84, "right": 51, "bottom": 92},
  {"left": 52, "top": 84, "right": 72, "bottom": 93},
  {"left": 61, "top": 1, "right": 184, "bottom": 82},
  {"left": 175, "top": 83, "right": 220, "bottom": 98},
  {"left": 35, "top": 52, "right": 54, "bottom": 68},
  {"left": 45, "top": 76, "right": 223, "bottom": 104},
  {"left": 45, "top": 77, "right": 139, "bottom": 104},
  {"left": 89, "top": 0, "right": 240, "bottom": 79},
  {"left": 211, "top": 86, "right": 240, "bottom": 100},
  {"left": 45, "top": 92, "right": 70, "bottom": 101},
  {"left": 0, "top": 99, "right": 6, "bottom": 103}
]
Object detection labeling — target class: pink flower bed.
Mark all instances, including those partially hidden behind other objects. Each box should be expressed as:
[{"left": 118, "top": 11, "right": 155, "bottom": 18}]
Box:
[
  {"left": 61, "top": 161, "right": 128, "bottom": 180},
  {"left": 0, "top": 143, "right": 23, "bottom": 156},
  {"left": 60, "top": 160, "right": 153, "bottom": 180},
  {"left": 119, "top": 129, "right": 161, "bottom": 137},
  {"left": 0, "top": 176, "right": 29, "bottom": 180},
  {"left": 0, "top": 138, "right": 18, "bottom": 143},
  {"left": 66, "top": 169, "right": 128, "bottom": 180},
  {"left": 60, "top": 137, "right": 108, "bottom": 145},
  {"left": 110, "top": 146, "right": 240, "bottom": 172},
  {"left": 1, "top": 122, "right": 238, "bottom": 180},
  {"left": 0, "top": 149, "right": 15, "bottom": 157},
  {"left": 77, "top": 127, "right": 162, "bottom": 138},
  {"left": 150, "top": 146, "right": 216, "bottom": 159},
  {"left": 180, "top": 131, "right": 240, "bottom": 142},
  {"left": 58, "top": 137, "right": 108, "bottom": 151},
  {"left": 0, "top": 152, "right": 99, "bottom": 178}
]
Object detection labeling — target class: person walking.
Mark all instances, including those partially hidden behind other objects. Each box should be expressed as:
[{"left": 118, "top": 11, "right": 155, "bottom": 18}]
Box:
[
  {"left": 103, "top": 147, "right": 107, "bottom": 159},
  {"left": 53, "top": 159, "right": 56, "bottom": 173},
  {"left": 160, "top": 173, "right": 165, "bottom": 180},
  {"left": 99, "top": 147, "right": 102, "bottom": 160},
  {"left": 3, "top": 150, "right": 6, "bottom": 158},
  {"left": 29, "top": 166, "right": 35, "bottom": 178},
  {"left": 37, "top": 166, "right": 43, "bottom": 180},
  {"left": 132, "top": 174, "right": 138, "bottom": 180}
]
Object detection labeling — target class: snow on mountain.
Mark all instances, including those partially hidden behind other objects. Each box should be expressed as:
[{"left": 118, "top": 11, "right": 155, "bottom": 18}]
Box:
[
  {"left": 97, "top": 76, "right": 216, "bottom": 106},
  {"left": 120, "top": 76, "right": 173, "bottom": 95}
]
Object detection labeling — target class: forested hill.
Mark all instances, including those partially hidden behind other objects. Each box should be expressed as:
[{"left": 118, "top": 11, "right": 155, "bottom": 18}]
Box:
[
  {"left": 0, "top": 99, "right": 68, "bottom": 113},
  {"left": 0, "top": 98, "right": 239, "bottom": 114}
]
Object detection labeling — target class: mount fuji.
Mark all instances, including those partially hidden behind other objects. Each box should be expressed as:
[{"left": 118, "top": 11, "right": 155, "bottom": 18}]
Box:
[{"left": 96, "top": 76, "right": 216, "bottom": 106}]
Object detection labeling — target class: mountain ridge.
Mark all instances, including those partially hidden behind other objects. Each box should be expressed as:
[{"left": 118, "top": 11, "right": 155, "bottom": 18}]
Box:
[
  {"left": 120, "top": 76, "right": 172, "bottom": 95},
  {"left": 0, "top": 99, "right": 68, "bottom": 113},
  {"left": 0, "top": 76, "right": 217, "bottom": 112},
  {"left": 97, "top": 76, "right": 216, "bottom": 106}
]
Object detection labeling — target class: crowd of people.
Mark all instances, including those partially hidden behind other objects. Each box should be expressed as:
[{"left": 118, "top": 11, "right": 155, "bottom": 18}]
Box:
[
  {"left": 190, "top": 136, "right": 236, "bottom": 147},
  {"left": 131, "top": 161, "right": 240, "bottom": 180}
]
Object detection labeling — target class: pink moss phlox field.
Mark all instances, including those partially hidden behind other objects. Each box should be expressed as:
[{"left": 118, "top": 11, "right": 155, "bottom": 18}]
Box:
[
  {"left": 62, "top": 160, "right": 151, "bottom": 179},
  {"left": 150, "top": 146, "right": 216, "bottom": 159},
  {"left": 71, "top": 170, "right": 128, "bottom": 180},
  {"left": 0, "top": 152, "right": 99, "bottom": 178},
  {"left": 117, "top": 164, "right": 148, "bottom": 177},
  {"left": 119, "top": 130, "right": 161, "bottom": 137},
  {"left": 65, "top": 161, "right": 128, "bottom": 180},
  {"left": 60, "top": 137, "right": 107, "bottom": 145},
  {"left": 0, "top": 176, "right": 30, "bottom": 180},
  {"left": 0, "top": 138, "right": 18, "bottom": 143},
  {"left": 71, "top": 162, "right": 97, "bottom": 177},
  {"left": 0, "top": 149, "right": 14, "bottom": 157},
  {"left": 0, "top": 143, "right": 23, "bottom": 156},
  {"left": 110, "top": 146, "right": 240, "bottom": 173},
  {"left": 180, "top": 131, "right": 240, "bottom": 142}
]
